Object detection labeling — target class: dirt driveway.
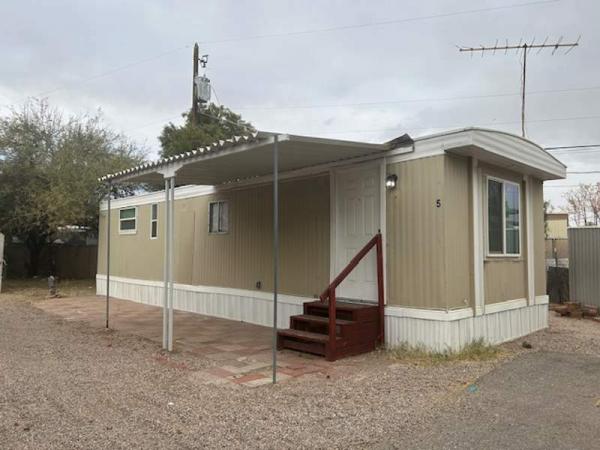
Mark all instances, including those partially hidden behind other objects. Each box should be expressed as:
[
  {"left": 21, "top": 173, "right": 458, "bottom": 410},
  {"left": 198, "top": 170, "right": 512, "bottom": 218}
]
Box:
[{"left": 1, "top": 281, "right": 599, "bottom": 449}]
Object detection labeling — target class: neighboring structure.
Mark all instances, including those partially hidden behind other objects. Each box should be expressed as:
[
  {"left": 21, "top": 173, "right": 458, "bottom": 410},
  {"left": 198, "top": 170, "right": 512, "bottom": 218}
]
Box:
[
  {"left": 546, "top": 212, "right": 569, "bottom": 239},
  {"left": 97, "top": 128, "right": 566, "bottom": 353},
  {"left": 569, "top": 227, "right": 600, "bottom": 308},
  {"left": 545, "top": 212, "right": 569, "bottom": 268}
]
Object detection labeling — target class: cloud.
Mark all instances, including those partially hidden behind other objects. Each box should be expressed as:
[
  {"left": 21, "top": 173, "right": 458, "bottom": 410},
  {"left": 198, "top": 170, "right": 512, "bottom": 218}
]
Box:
[{"left": 1, "top": 0, "right": 599, "bottom": 207}]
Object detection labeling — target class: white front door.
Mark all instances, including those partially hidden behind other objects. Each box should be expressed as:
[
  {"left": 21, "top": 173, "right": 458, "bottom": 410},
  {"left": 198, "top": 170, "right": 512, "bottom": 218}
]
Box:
[{"left": 333, "top": 163, "right": 381, "bottom": 301}]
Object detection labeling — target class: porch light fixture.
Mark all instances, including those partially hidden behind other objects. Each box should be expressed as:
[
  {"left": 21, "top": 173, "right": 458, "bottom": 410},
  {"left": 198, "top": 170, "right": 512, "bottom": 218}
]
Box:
[{"left": 385, "top": 174, "right": 398, "bottom": 190}]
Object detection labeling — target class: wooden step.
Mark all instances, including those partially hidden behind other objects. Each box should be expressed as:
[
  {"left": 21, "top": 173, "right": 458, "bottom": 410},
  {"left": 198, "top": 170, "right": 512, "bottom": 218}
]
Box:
[
  {"left": 291, "top": 314, "right": 354, "bottom": 326},
  {"left": 290, "top": 314, "right": 355, "bottom": 336},
  {"left": 304, "top": 300, "right": 379, "bottom": 322},
  {"left": 277, "top": 329, "right": 340, "bottom": 357},
  {"left": 278, "top": 328, "right": 333, "bottom": 342}
]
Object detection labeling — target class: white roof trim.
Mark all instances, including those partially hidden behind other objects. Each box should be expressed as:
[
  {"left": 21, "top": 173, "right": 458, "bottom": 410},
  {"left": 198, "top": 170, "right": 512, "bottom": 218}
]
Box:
[{"left": 404, "top": 127, "right": 566, "bottom": 180}]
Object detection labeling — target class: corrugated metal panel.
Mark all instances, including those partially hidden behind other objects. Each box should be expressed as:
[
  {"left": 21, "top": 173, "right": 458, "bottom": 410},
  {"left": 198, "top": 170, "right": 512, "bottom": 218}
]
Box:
[
  {"left": 100, "top": 133, "right": 389, "bottom": 185},
  {"left": 98, "top": 174, "right": 330, "bottom": 298},
  {"left": 384, "top": 303, "right": 548, "bottom": 352},
  {"left": 569, "top": 227, "right": 600, "bottom": 307},
  {"left": 386, "top": 156, "right": 446, "bottom": 308}
]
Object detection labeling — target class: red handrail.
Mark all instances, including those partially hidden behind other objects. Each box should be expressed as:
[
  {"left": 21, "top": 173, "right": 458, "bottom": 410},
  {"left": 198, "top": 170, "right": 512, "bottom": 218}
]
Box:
[{"left": 320, "top": 232, "right": 385, "bottom": 358}]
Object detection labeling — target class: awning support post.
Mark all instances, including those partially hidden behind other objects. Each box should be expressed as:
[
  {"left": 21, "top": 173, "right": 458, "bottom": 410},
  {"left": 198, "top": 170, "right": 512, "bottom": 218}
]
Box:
[
  {"left": 272, "top": 134, "right": 279, "bottom": 384},
  {"left": 168, "top": 176, "right": 175, "bottom": 352},
  {"left": 162, "top": 177, "right": 170, "bottom": 349},
  {"left": 105, "top": 181, "right": 111, "bottom": 329}
]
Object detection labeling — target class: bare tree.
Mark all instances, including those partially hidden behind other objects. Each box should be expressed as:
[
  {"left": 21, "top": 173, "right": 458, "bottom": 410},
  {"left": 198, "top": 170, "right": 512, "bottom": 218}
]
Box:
[{"left": 564, "top": 184, "right": 600, "bottom": 226}]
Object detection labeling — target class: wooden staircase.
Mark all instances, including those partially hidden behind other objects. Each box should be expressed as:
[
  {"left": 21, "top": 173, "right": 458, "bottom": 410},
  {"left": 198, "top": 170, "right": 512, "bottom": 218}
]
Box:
[
  {"left": 277, "top": 232, "right": 385, "bottom": 362},
  {"left": 277, "top": 300, "right": 381, "bottom": 361}
]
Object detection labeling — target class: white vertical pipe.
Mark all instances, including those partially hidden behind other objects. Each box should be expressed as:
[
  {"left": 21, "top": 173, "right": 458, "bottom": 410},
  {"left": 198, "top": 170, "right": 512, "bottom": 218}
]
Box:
[
  {"left": 105, "top": 182, "right": 111, "bottom": 329},
  {"left": 162, "top": 178, "right": 169, "bottom": 349},
  {"left": 168, "top": 176, "right": 175, "bottom": 352},
  {"left": 272, "top": 135, "right": 279, "bottom": 384},
  {"left": 471, "top": 158, "right": 485, "bottom": 316},
  {"left": 525, "top": 176, "right": 535, "bottom": 306}
]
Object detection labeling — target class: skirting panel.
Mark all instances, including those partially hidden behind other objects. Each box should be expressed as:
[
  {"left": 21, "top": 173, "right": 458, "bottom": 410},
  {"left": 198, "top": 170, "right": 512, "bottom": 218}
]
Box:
[
  {"left": 97, "top": 275, "right": 548, "bottom": 352},
  {"left": 385, "top": 303, "right": 548, "bottom": 352},
  {"left": 96, "top": 275, "right": 305, "bottom": 329}
]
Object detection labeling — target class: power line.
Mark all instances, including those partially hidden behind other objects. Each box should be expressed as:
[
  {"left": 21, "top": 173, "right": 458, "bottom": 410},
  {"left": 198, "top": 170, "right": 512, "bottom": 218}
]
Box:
[
  {"left": 201, "top": 0, "right": 560, "bottom": 45},
  {"left": 545, "top": 144, "right": 600, "bottom": 150},
  {"left": 544, "top": 147, "right": 600, "bottom": 155},
  {"left": 34, "top": 45, "right": 191, "bottom": 98},
  {"left": 231, "top": 85, "right": 600, "bottom": 111},
  {"left": 311, "top": 113, "right": 600, "bottom": 135},
  {"left": 124, "top": 111, "right": 600, "bottom": 139},
  {"left": 8, "top": 1, "right": 558, "bottom": 102}
]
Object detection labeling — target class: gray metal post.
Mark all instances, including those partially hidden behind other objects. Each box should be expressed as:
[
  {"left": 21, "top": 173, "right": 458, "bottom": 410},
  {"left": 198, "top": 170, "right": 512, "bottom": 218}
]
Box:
[
  {"left": 168, "top": 176, "right": 175, "bottom": 352},
  {"left": 162, "top": 178, "right": 170, "bottom": 349},
  {"left": 272, "top": 135, "right": 279, "bottom": 384},
  {"left": 105, "top": 182, "right": 111, "bottom": 329}
]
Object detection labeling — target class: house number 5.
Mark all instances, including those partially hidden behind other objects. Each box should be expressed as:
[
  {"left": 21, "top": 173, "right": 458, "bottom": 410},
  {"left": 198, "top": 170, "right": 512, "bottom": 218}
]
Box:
[{"left": 436, "top": 199, "right": 442, "bottom": 208}]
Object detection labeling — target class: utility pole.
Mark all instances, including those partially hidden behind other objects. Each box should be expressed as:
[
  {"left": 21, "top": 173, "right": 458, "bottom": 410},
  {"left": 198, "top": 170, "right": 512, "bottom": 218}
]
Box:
[
  {"left": 191, "top": 43, "right": 211, "bottom": 126},
  {"left": 191, "top": 43, "right": 199, "bottom": 124},
  {"left": 458, "top": 37, "right": 580, "bottom": 137}
]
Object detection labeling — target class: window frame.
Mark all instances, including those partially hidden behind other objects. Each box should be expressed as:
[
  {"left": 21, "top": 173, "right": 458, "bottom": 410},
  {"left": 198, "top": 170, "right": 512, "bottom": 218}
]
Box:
[
  {"left": 118, "top": 206, "right": 138, "bottom": 235},
  {"left": 208, "top": 200, "right": 229, "bottom": 234},
  {"left": 150, "top": 203, "right": 158, "bottom": 239},
  {"left": 485, "top": 176, "right": 522, "bottom": 258}
]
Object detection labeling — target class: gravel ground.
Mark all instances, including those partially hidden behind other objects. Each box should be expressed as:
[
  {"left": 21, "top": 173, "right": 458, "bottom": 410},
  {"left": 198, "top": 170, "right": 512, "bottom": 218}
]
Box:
[
  {"left": 388, "top": 351, "right": 600, "bottom": 450},
  {"left": 1, "top": 284, "right": 598, "bottom": 449}
]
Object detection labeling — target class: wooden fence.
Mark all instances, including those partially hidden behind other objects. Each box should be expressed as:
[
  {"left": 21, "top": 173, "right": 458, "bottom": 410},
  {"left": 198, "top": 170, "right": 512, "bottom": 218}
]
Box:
[{"left": 4, "top": 243, "right": 97, "bottom": 279}]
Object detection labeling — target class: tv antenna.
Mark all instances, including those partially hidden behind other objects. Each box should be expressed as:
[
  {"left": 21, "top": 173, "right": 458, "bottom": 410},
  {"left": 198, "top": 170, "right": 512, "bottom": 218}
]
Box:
[{"left": 457, "top": 36, "right": 580, "bottom": 137}]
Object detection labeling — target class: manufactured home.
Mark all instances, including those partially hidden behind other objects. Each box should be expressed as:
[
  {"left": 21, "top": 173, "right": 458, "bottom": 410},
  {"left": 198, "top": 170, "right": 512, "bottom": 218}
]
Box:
[{"left": 97, "top": 128, "right": 566, "bottom": 359}]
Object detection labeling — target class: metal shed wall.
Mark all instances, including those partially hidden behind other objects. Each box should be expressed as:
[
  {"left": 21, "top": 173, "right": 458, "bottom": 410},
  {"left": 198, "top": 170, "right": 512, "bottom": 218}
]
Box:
[{"left": 569, "top": 227, "right": 600, "bottom": 307}]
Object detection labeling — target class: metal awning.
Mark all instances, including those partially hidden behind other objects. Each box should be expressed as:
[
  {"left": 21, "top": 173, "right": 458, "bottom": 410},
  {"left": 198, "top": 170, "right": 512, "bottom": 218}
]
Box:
[
  {"left": 100, "top": 130, "right": 411, "bottom": 384},
  {"left": 101, "top": 132, "right": 397, "bottom": 185}
]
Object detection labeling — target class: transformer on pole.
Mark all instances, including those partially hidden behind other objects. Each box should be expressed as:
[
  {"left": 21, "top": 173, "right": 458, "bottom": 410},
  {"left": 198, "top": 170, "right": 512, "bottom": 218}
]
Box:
[{"left": 191, "top": 43, "right": 210, "bottom": 124}]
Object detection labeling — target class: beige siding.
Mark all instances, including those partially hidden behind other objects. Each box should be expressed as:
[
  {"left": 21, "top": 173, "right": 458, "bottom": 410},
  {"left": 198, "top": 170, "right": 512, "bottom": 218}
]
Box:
[
  {"left": 98, "top": 174, "right": 330, "bottom": 298},
  {"left": 480, "top": 164, "right": 528, "bottom": 304},
  {"left": 98, "top": 155, "right": 549, "bottom": 310},
  {"left": 443, "top": 155, "right": 473, "bottom": 309},
  {"left": 386, "top": 156, "right": 446, "bottom": 309},
  {"left": 98, "top": 203, "right": 165, "bottom": 281},
  {"left": 484, "top": 259, "right": 528, "bottom": 302}
]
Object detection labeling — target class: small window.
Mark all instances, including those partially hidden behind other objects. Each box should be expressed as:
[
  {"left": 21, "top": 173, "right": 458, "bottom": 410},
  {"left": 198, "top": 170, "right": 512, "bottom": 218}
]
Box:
[
  {"left": 487, "top": 177, "right": 520, "bottom": 256},
  {"left": 119, "top": 207, "right": 137, "bottom": 234},
  {"left": 150, "top": 204, "right": 158, "bottom": 239},
  {"left": 209, "top": 201, "right": 229, "bottom": 233}
]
